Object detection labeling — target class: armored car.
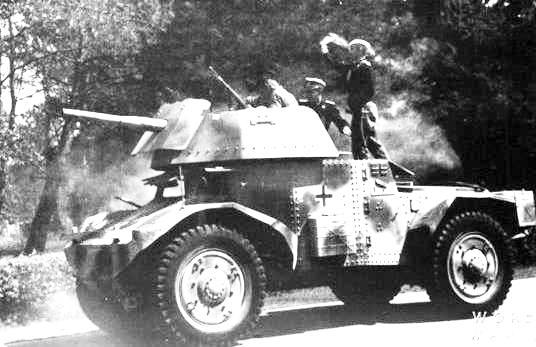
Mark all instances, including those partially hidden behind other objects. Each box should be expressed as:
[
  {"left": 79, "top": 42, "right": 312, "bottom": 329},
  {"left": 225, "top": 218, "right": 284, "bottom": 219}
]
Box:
[{"left": 63, "top": 99, "right": 536, "bottom": 346}]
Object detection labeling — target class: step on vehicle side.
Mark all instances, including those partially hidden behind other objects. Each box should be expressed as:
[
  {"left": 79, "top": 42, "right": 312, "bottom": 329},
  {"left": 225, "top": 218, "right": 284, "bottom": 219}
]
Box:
[{"left": 63, "top": 99, "right": 536, "bottom": 346}]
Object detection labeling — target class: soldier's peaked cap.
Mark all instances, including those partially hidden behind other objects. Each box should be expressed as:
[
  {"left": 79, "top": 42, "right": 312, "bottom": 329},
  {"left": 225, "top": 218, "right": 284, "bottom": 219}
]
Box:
[
  {"left": 348, "top": 38, "right": 375, "bottom": 56},
  {"left": 304, "top": 77, "right": 326, "bottom": 89}
]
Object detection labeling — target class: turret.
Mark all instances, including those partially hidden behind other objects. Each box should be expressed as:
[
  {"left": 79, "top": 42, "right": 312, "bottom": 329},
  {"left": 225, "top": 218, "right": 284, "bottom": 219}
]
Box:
[{"left": 62, "top": 98, "right": 339, "bottom": 170}]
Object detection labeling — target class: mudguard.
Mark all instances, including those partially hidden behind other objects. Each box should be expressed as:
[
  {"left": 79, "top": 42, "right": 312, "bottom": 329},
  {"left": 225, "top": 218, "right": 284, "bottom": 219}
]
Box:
[
  {"left": 65, "top": 200, "right": 297, "bottom": 281},
  {"left": 408, "top": 187, "right": 536, "bottom": 232}
]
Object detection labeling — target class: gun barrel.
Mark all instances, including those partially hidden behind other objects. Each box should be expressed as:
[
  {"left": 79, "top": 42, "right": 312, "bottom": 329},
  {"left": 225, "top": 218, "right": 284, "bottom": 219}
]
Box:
[
  {"left": 62, "top": 108, "right": 167, "bottom": 132},
  {"left": 208, "top": 66, "right": 249, "bottom": 108}
]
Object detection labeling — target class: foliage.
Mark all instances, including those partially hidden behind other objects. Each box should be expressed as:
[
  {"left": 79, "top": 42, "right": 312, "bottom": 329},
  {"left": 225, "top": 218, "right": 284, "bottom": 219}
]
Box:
[
  {"left": 1, "top": 0, "right": 535, "bottom": 247},
  {"left": 0, "top": 0, "right": 174, "bottom": 253},
  {"left": 412, "top": 0, "right": 536, "bottom": 188},
  {"left": 0, "top": 223, "right": 25, "bottom": 253},
  {"left": 0, "top": 111, "right": 44, "bottom": 222},
  {"left": 0, "top": 253, "right": 74, "bottom": 324},
  {"left": 18, "top": 0, "right": 174, "bottom": 110},
  {"left": 142, "top": 0, "right": 395, "bottom": 101}
]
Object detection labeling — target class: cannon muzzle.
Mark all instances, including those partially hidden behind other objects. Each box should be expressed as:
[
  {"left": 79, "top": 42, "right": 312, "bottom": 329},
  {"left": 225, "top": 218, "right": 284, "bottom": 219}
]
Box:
[{"left": 62, "top": 108, "right": 167, "bottom": 132}]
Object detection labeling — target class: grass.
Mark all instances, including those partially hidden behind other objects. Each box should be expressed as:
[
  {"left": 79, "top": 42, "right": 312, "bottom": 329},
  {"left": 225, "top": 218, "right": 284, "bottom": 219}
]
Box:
[
  {"left": 0, "top": 234, "right": 69, "bottom": 258},
  {"left": 0, "top": 228, "right": 25, "bottom": 256}
]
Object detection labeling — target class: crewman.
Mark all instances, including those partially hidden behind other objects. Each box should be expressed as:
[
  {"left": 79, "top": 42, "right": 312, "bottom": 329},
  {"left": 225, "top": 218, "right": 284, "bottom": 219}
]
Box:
[
  {"left": 298, "top": 77, "right": 351, "bottom": 136},
  {"left": 320, "top": 34, "right": 387, "bottom": 159},
  {"left": 245, "top": 72, "right": 298, "bottom": 108}
]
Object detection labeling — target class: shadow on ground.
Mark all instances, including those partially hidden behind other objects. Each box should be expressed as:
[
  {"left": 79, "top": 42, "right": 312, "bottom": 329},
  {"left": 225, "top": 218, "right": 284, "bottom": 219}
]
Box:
[{"left": 7, "top": 301, "right": 472, "bottom": 347}]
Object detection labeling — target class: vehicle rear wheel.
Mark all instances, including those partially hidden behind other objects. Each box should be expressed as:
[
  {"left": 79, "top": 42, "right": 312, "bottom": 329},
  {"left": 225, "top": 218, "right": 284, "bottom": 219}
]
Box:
[
  {"left": 427, "top": 211, "right": 514, "bottom": 314},
  {"left": 153, "top": 224, "right": 266, "bottom": 347}
]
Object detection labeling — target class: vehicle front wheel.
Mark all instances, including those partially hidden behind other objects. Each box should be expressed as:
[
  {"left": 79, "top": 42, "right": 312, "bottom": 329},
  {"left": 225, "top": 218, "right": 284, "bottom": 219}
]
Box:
[
  {"left": 153, "top": 224, "right": 266, "bottom": 347},
  {"left": 427, "top": 211, "right": 514, "bottom": 314}
]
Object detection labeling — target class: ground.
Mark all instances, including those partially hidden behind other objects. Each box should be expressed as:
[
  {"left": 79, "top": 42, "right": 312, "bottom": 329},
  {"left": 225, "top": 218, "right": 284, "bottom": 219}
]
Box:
[{"left": 2, "top": 275, "right": 536, "bottom": 347}]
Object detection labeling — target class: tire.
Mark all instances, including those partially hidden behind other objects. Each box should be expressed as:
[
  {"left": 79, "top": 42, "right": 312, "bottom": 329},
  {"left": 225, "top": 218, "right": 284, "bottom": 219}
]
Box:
[
  {"left": 76, "top": 281, "right": 142, "bottom": 336},
  {"left": 427, "top": 211, "right": 514, "bottom": 314},
  {"left": 153, "top": 224, "right": 266, "bottom": 347},
  {"left": 329, "top": 267, "right": 401, "bottom": 307}
]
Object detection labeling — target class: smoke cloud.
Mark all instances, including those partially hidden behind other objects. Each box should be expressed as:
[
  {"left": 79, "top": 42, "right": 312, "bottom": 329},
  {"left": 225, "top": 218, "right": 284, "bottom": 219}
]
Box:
[
  {"left": 377, "top": 95, "right": 461, "bottom": 181},
  {"left": 58, "top": 155, "right": 157, "bottom": 231}
]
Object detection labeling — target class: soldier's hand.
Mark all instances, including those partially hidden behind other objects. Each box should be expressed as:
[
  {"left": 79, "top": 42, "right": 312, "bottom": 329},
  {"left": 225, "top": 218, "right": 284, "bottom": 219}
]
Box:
[
  {"left": 245, "top": 96, "right": 257, "bottom": 105},
  {"left": 342, "top": 126, "right": 352, "bottom": 136}
]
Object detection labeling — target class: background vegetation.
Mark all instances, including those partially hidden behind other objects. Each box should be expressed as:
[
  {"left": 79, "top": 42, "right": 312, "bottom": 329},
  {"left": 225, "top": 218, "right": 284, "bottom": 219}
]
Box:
[
  {"left": 0, "top": 0, "right": 536, "bottom": 326},
  {"left": 0, "top": 0, "right": 535, "bottom": 271},
  {"left": 0, "top": 253, "right": 74, "bottom": 324}
]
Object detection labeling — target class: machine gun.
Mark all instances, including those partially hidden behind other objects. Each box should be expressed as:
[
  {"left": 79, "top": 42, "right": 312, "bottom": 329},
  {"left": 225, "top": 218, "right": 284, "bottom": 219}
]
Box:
[{"left": 208, "top": 66, "right": 250, "bottom": 109}]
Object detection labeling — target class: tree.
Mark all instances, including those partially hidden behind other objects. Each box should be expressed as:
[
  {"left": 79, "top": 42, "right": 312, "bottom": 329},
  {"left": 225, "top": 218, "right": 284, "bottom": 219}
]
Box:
[
  {"left": 412, "top": 0, "right": 536, "bottom": 188},
  {"left": 1, "top": 0, "right": 43, "bottom": 221},
  {"left": 9, "top": 0, "right": 173, "bottom": 253},
  {"left": 141, "top": 0, "right": 395, "bottom": 102}
]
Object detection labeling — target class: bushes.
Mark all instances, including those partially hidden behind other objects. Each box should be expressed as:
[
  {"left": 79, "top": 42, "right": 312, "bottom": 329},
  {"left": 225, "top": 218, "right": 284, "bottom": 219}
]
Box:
[
  {"left": 0, "top": 222, "right": 26, "bottom": 254},
  {"left": 0, "top": 253, "right": 74, "bottom": 324}
]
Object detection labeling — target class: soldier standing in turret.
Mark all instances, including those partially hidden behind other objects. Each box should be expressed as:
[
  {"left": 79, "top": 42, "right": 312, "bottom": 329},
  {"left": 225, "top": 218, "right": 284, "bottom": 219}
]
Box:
[
  {"left": 320, "top": 34, "right": 387, "bottom": 159},
  {"left": 245, "top": 72, "right": 298, "bottom": 108},
  {"left": 299, "top": 77, "right": 351, "bottom": 136}
]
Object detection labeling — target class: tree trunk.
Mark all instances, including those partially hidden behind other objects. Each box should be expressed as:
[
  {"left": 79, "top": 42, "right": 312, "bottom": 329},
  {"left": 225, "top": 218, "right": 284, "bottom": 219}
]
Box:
[
  {"left": 23, "top": 105, "right": 74, "bottom": 254},
  {"left": 0, "top": 160, "right": 7, "bottom": 216},
  {"left": 22, "top": 149, "right": 61, "bottom": 254},
  {"left": 23, "top": 36, "right": 84, "bottom": 254},
  {"left": 0, "top": 15, "right": 18, "bottom": 218}
]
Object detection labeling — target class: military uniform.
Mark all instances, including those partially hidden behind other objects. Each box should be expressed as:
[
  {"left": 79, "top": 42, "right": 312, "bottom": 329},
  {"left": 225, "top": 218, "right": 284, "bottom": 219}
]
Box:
[
  {"left": 322, "top": 38, "right": 387, "bottom": 159},
  {"left": 341, "top": 59, "right": 376, "bottom": 159},
  {"left": 298, "top": 97, "right": 349, "bottom": 133},
  {"left": 359, "top": 101, "right": 388, "bottom": 160}
]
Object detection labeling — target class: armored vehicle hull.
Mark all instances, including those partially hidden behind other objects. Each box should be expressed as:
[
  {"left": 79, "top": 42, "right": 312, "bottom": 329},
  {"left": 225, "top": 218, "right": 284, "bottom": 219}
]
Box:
[{"left": 63, "top": 99, "right": 536, "bottom": 346}]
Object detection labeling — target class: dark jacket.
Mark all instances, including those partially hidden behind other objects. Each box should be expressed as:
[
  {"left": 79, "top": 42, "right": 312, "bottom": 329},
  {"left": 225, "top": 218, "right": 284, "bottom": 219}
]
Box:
[
  {"left": 345, "top": 60, "right": 374, "bottom": 111},
  {"left": 324, "top": 52, "right": 375, "bottom": 111},
  {"left": 299, "top": 97, "right": 349, "bottom": 132}
]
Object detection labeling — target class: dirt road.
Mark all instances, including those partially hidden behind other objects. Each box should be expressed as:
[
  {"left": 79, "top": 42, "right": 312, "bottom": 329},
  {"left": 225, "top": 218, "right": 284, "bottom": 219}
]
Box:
[{"left": 5, "top": 278, "right": 536, "bottom": 347}]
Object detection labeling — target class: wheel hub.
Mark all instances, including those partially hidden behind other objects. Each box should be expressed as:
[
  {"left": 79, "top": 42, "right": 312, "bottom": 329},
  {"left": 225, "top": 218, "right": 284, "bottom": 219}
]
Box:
[
  {"left": 197, "top": 269, "right": 230, "bottom": 306},
  {"left": 462, "top": 248, "right": 489, "bottom": 281},
  {"left": 448, "top": 232, "right": 500, "bottom": 304},
  {"left": 175, "top": 248, "right": 250, "bottom": 333}
]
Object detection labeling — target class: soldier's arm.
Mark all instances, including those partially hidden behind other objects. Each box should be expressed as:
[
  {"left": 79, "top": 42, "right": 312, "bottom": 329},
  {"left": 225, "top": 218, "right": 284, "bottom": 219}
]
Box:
[
  {"left": 325, "top": 100, "right": 350, "bottom": 134},
  {"left": 357, "top": 61, "right": 375, "bottom": 101},
  {"left": 270, "top": 84, "right": 298, "bottom": 108},
  {"left": 362, "top": 101, "right": 378, "bottom": 133},
  {"left": 320, "top": 33, "right": 352, "bottom": 64},
  {"left": 279, "top": 89, "right": 298, "bottom": 107},
  {"left": 362, "top": 110, "right": 376, "bottom": 133}
]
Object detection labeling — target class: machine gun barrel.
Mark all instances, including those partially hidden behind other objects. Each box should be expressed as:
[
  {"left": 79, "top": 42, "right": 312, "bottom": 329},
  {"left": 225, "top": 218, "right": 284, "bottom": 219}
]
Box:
[
  {"left": 208, "top": 66, "right": 249, "bottom": 109},
  {"left": 62, "top": 108, "right": 167, "bottom": 132}
]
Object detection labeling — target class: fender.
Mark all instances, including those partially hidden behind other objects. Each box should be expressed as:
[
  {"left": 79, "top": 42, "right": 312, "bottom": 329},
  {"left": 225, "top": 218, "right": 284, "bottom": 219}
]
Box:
[
  {"left": 134, "top": 201, "right": 298, "bottom": 268},
  {"left": 66, "top": 200, "right": 298, "bottom": 281},
  {"left": 408, "top": 189, "right": 535, "bottom": 232}
]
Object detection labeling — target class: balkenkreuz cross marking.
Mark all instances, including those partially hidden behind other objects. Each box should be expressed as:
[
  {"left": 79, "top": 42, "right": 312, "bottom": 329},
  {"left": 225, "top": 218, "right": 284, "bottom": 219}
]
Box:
[{"left": 316, "top": 185, "right": 333, "bottom": 207}]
